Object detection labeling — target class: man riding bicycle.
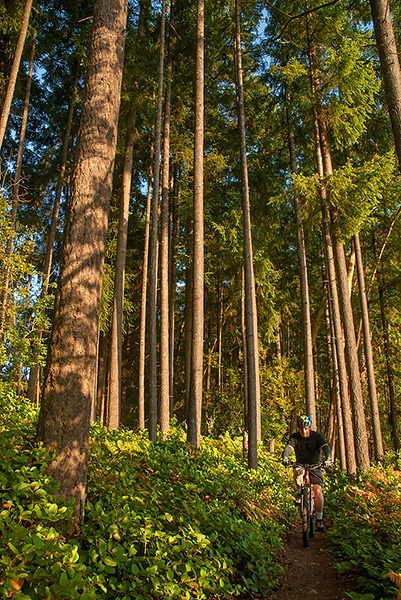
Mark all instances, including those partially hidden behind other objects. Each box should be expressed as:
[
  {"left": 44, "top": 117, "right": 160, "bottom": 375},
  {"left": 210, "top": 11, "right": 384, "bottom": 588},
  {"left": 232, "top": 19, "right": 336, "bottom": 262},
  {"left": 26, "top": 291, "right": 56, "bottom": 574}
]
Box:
[{"left": 282, "top": 414, "right": 332, "bottom": 531}]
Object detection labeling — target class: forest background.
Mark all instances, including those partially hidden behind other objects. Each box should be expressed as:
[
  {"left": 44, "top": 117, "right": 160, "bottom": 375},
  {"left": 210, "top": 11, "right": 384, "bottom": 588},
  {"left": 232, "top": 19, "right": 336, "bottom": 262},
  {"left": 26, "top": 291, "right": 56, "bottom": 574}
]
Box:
[{"left": 1, "top": 0, "right": 401, "bottom": 523}]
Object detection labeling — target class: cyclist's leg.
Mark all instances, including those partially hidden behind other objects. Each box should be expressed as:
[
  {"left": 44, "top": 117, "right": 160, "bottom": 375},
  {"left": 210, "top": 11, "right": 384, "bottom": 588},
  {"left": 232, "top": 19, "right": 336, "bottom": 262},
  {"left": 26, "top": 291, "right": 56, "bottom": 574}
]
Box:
[
  {"left": 293, "top": 466, "right": 304, "bottom": 493},
  {"left": 311, "top": 469, "right": 325, "bottom": 530},
  {"left": 313, "top": 483, "right": 324, "bottom": 514}
]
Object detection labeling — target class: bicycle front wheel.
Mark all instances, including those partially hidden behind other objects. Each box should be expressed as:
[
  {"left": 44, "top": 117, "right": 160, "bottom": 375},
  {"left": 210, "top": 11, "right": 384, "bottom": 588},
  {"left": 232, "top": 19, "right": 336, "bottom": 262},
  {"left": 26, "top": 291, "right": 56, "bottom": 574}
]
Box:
[
  {"left": 309, "top": 489, "right": 316, "bottom": 538},
  {"left": 301, "top": 488, "right": 310, "bottom": 548}
]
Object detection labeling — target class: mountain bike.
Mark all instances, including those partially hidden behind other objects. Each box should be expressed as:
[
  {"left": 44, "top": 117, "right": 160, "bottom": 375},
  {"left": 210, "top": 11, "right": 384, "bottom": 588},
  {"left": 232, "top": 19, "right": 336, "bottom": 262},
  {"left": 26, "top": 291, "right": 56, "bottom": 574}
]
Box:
[{"left": 291, "top": 462, "right": 322, "bottom": 548}]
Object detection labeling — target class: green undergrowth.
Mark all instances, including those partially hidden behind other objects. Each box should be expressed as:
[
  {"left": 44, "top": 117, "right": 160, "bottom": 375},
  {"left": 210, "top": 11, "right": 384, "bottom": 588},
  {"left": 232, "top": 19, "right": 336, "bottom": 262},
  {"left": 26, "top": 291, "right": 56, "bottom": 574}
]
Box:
[
  {"left": 0, "top": 388, "right": 295, "bottom": 599},
  {"left": 325, "top": 460, "right": 401, "bottom": 600}
]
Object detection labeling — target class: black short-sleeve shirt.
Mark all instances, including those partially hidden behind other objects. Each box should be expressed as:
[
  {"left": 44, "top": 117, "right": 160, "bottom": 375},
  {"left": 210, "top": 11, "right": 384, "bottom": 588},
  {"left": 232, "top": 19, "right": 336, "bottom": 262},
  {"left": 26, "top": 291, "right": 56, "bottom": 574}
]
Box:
[{"left": 285, "top": 430, "right": 329, "bottom": 464}]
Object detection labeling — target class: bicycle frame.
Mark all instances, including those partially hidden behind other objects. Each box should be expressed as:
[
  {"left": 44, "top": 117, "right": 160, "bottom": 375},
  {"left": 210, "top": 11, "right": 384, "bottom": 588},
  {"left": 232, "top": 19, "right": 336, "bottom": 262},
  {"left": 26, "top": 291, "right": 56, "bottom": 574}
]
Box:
[{"left": 293, "top": 463, "right": 321, "bottom": 548}]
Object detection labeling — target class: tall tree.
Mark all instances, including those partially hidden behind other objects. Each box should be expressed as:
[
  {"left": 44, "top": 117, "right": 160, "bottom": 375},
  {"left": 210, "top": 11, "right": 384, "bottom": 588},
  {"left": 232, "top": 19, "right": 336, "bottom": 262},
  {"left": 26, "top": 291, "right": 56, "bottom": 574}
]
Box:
[
  {"left": 28, "top": 73, "right": 78, "bottom": 404},
  {"left": 286, "top": 98, "right": 316, "bottom": 427},
  {"left": 148, "top": 0, "right": 167, "bottom": 441},
  {"left": 107, "top": 106, "right": 136, "bottom": 429},
  {"left": 187, "top": 0, "right": 205, "bottom": 449},
  {"left": 369, "top": 0, "right": 401, "bottom": 167},
  {"left": 354, "top": 232, "right": 384, "bottom": 462},
  {"left": 37, "top": 0, "right": 128, "bottom": 524},
  {"left": 234, "top": 0, "right": 260, "bottom": 469},
  {"left": 159, "top": 0, "right": 175, "bottom": 436},
  {"left": 0, "top": 0, "right": 33, "bottom": 152},
  {"left": 0, "top": 31, "right": 35, "bottom": 339}
]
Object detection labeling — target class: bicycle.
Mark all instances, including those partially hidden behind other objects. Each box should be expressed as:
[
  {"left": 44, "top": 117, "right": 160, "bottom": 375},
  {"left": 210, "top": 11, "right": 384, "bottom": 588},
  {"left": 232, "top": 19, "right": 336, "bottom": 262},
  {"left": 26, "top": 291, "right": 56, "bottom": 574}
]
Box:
[{"left": 291, "top": 462, "right": 323, "bottom": 548}]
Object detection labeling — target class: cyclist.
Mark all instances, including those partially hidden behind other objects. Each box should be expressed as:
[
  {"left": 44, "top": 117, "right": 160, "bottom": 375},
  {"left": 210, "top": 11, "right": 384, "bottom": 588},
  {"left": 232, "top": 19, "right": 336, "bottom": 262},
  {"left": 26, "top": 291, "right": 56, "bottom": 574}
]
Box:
[{"left": 282, "top": 414, "right": 332, "bottom": 531}]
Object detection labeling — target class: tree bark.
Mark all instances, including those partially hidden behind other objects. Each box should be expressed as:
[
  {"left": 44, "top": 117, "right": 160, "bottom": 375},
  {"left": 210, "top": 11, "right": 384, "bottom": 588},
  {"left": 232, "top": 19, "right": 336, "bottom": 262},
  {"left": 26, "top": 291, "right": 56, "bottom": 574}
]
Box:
[
  {"left": 37, "top": 0, "right": 127, "bottom": 524},
  {"left": 369, "top": 0, "right": 401, "bottom": 167},
  {"left": 187, "top": 0, "right": 205, "bottom": 450},
  {"left": 286, "top": 98, "right": 316, "bottom": 428},
  {"left": 28, "top": 73, "right": 78, "bottom": 404},
  {"left": 108, "top": 106, "right": 136, "bottom": 429},
  {"left": 0, "top": 0, "right": 33, "bottom": 152},
  {"left": 234, "top": 0, "right": 260, "bottom": 468},
  {"left": 307, "top": 20, "right": 369, "bottom": 471},
  {"left": 148, "top": 0, "right": 167, "bottom": 441},
  {"left": 354, "top": 232, "right": 384, "bottom": 461},
  {"left": 376, "top": 247, "right": 400, "bottom": 451},
  {"left": 160, "top": 0, "right": 175, "bottom": 436},
  {"left": 0, "top": 31, "right": 36, "bottom": 340},
  {"left": 138, "top": 168, "right": 152, "bottom": 429}
]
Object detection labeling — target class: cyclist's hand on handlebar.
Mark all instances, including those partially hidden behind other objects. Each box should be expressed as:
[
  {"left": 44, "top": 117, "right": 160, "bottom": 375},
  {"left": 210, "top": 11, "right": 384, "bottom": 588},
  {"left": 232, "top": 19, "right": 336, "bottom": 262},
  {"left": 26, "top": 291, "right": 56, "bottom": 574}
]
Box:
[{"left": 282, "top": 456, "right": 290, "bottom": 467}]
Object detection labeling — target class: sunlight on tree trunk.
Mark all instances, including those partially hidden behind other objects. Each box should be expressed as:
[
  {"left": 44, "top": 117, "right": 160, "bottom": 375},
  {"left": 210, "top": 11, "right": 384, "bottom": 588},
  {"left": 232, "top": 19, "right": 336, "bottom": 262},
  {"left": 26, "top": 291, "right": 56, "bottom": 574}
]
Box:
[{"left": 37, "top": 0, "right": 128, "bottom": 524}]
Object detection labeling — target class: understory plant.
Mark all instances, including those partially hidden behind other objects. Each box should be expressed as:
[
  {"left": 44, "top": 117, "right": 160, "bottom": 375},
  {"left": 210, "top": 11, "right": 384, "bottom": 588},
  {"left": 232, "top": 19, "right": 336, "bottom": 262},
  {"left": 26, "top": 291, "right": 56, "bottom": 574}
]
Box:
[
  {"left": 0, "top": 386, "right": 294, "bottom": 599},
  {"left": 325, "top": 463, "right": 401, "bottom": 600}
]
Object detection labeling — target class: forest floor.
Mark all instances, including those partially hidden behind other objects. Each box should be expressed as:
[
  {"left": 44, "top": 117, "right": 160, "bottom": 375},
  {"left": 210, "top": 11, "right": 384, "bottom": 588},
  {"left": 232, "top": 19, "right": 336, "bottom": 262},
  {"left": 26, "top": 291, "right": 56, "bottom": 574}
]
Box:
[{"left": 267, "top": 518, "right": 358, "bottom": 600}]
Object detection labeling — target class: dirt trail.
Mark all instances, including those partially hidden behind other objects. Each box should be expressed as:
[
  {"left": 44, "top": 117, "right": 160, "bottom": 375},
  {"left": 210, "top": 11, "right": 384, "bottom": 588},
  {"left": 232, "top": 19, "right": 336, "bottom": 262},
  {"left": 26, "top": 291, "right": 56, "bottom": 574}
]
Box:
[{"left": 268, "top": 519, "right": 357, "bottom": 600}]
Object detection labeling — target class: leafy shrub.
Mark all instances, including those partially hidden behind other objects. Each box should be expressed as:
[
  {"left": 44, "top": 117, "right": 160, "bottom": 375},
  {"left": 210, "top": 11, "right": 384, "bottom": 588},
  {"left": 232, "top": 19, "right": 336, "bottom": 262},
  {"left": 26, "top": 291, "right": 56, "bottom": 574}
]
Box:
[
  {"left": 0, "top": 387, "right": 294, "bottom": 599},
  {"left": 0, "top": 387, "right": 94, "bottom": 599},
  {"left": 326, "top": 465, "right": 401, "bottom": 600},
  {"left": 82, "top": 426, "right": 292, "bottom": 598}
]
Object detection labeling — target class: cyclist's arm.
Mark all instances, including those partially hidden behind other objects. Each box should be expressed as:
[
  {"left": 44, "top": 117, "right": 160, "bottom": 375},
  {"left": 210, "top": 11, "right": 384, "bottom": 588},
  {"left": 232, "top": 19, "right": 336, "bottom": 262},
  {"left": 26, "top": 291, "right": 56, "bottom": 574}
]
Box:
[
  {"left": 282, "top": 441, "right": 295, "bottom": 460},
  {"left": 320, "top": 441, "right": 332, "bottom": 460}
]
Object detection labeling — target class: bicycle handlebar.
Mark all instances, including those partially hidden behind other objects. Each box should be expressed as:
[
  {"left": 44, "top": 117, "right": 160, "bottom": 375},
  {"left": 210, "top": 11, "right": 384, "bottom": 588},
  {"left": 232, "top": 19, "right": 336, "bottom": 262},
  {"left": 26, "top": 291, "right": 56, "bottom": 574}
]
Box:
[{"left": 287, "top": 461, "right": 325, "bottom": 470}]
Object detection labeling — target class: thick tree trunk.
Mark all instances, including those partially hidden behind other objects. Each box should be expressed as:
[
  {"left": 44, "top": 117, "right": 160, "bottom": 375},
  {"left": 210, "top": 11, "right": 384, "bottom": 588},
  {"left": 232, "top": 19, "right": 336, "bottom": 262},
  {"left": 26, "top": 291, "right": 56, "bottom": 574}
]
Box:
[
  {"left": 0, "top": 0, "right": 33, "bottom": 151},
  {"left": 234, "top": 0, "right": 260, "bottom": 468},
  {"left": 354, "top": 232, "right": 384, "bottom": 461},
  {"left": 37, "top": 0, "right": 127, "bottom": 524},
  {"left": 187, "top": 0, "right": 205, "bottom": 449},
  {"left": 369, "top": 0, "right": 401, "bottom": 167}
]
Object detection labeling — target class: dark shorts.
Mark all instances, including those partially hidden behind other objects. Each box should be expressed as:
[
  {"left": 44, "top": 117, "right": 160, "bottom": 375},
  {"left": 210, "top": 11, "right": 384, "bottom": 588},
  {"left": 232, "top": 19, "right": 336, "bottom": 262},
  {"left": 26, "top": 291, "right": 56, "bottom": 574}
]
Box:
[{"left": 294, "top": 466, "right": 324, "bottom": 486}]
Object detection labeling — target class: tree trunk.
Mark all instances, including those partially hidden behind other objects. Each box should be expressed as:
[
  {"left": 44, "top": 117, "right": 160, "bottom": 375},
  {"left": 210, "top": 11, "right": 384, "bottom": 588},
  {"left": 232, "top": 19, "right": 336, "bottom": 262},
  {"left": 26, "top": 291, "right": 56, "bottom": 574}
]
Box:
[
  {"left": 108, "top": 106, "right": 136, "bottom": 429},
  {"left": 286, "top": 98, "right": 316, "bottom": 427},
  {"left": 0, "top": 0, "right": 33, "bottom": 152},
  {"left": 148, "top": 0, "right": 167, "bottom": 441},
  {"left": 369, "top": 0, "right": 401, "bottom": 167},
  {"left": 376, "top": 252, "right": 400, "bottom": 450},
  {"left": 354, "top": 232, "right": 384, "bottom": 461},
  {"left": 0, "top": 31, "right": 35, "bottom": 339},
  {"left": 28, "top": 73, "right": 78, "bottom": 403},
  {"left": 37, "top": 0, "right": 127, "bottom": 524},
  {"left": 160, "top": 0, "right": 175, "bottom": 436},
  {"left": 234, "top": 0, "right": 260, "bottom": 468},
  {"left": 138, "top": 169, "right": 152, "bottom": 429},
  {"left": 307, "top": 21, "right": 369, "bottom": 471},
  {"left": 184, "top": 258, "right": 193, "bottom": 419},
  {"left": 187, "top": 0, "right": 205, "bottom": 449},
  {"left": 96, "top": 330, "right": 110, "bottom": 424},
  {"left": 169, "top": 167, "right": 179, "bottom": 414},
  {"left": 329, "top": 217, "right": 370, "bottom": 470},
  {"left": 326, "top": 302, "right": 347, "bottom": 470}
]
